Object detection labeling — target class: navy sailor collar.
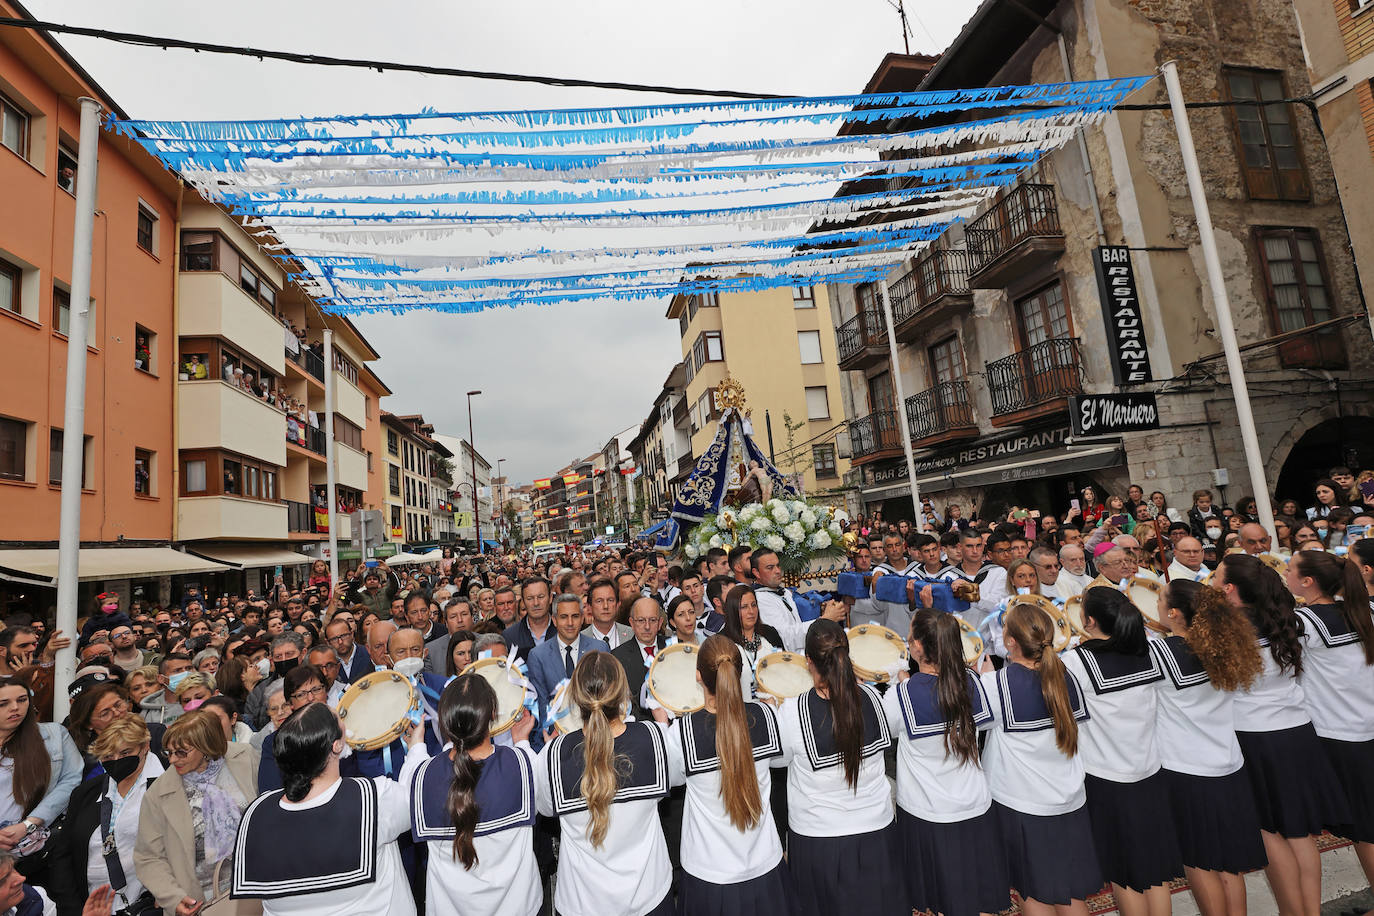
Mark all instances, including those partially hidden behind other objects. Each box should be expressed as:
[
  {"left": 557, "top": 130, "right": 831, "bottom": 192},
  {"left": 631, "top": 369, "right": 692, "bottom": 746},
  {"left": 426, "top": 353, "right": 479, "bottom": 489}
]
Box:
[
  {"left": 1072, "top": 643, "right": 1163, "bottom": 694},
  {"left": 994, "top": 663, "right": 1088, "bottom": 732},
  {"left": 411, "top": 744, "right": 535, "bottom": 843},
  {"left": 896, "top": 670, "right": 992, "bottom": 740},
  {"left": 796, "top": 683, "right": 891, "bottom": 770},
  {"left": 678, "top": 702, "right": 782, "bottom": 776},
  {"left": 1295, "top": 602, "right": 1362, "bottom": 649},
  {"left": 232, "top": 777, "right": 378, "bottom": 900},
  {"left": 547, "top": 720, "right": 669, "bottom": 815},
  {"left": 1148, "top": 635, "right": 1209, "bottom": 689}
]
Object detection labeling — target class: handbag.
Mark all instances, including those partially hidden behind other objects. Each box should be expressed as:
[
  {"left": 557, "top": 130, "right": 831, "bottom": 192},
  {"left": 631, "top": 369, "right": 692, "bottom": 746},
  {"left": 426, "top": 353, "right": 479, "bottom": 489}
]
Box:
[{"left": 201, "top": 860, "right": 261, "bottom": 916}]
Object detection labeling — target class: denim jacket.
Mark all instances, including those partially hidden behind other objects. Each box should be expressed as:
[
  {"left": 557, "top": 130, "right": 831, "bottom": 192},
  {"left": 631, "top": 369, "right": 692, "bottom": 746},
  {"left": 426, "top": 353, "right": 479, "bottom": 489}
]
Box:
[{"left": 31, "top": 722, "right": 81, "bottom": 825}]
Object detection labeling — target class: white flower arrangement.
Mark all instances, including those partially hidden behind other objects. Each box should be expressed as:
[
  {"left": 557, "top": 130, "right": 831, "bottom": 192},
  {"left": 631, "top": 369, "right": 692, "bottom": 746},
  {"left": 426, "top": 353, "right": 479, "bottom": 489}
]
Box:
[
  {"left": 799, "top": 509, "right": 817, "bottom": 530},
  {"left": 809, "top": 530, "right": 832, "bottom": 550},
  {"left": 750, "top": 517, "right": 773, "bottom": 533},
  {"left": 771, "top": 505, "right": 790, "bottom": 524},
  {"left": 684, "top": 499, "right": 847, "bottom": 577},
  {"left": 708, "top": 534, "right": 724, "bottom": 548},
  {"left": 764, "top": 534, "right": 786, "bottom": 552},
  {"left": 783, "top": 521, "right": 806, "bottom": 543}
]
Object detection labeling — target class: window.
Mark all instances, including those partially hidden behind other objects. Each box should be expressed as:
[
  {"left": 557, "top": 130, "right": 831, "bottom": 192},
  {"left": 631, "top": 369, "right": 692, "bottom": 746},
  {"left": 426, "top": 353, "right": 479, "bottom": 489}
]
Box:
[
  {"left": 134, "top": 448, "right": 153, "bottom": 495},
  {"left": 683, "top": 356, "right": 695, "bottom": 384},
  {"left": 57, "top": 145, "right": 77, "bottom": 195},
  {"left": 334, "top": 415, "right": 363, "bottom": 451},
  {"left": 700, "top": 292, "right": 719, "bottom": 309},
  {"left": 1352, "top": 0, "right": 1374, "bottom": 11},
  {"left": 181, "top": 232, "right": 216, "bottom": 271},
  {"left": 793, "top": 285, "right": 814, "bottom": 307},
  {"left": 928, "top": 336, "right": 962, "bottom": 385},
  {"left": 244, "top": 464, "right": 260, "bottom": 499},
  {"left": 136, "top": 207, "right": 157, "bottom": 254},
  {"left": 702, "top": 330, "right": 723, "bottom": 362},
  {"left": 813, "top": 444, "right": 837, "bottom": 478},
  {"left": 1015, "top": 282, "right": 1070, "bottom": 348},
  {"left": 184, "top": 459, "right": 207, "bottom": 493},
  {"left": 390, "top": 505, "right": 402, "bottom": 529},
  {"left": 0, "top": 92, "right": 28, "bottom": 159},
  {"left": 678, "top": 310, "right": 689, "bottom": 338},
  {"left": 0, "top": 258, "right": 20, "bottom": 315},
  {"left": 797, "top": 330, "right": 823, "bottom": 364},
  {"left": 333, "top": 351, "right": 359, "bottom": 385},
  {"left": 223, "top": 458, "right": 242, "bottom": 495},
  {"left": 867, "top": 371, "right": 894, "bottom": 412},
  {"left": 134, "top": 325, "right": 156, "bottom": 374},
  {"left": 1223, "top": 68, "right": 1309, "bottom": 201},
  {"left": 52, "top": 287, "right": 70, "bottom": 335},
  {"left": 387, "top": 430, "right": 399, "bottom": 456},
  {"left": 1256, "top": 228, "right": 1346, "bottom": 367},
  {"left": 692, "top": 336, "right": 706, "bottom": 371},
  {"left": 389, "top": 465, "right": 401, "bottom": 496},
  {"left": 48, "top": 429, "right": 91, "bottom": 488},
  {"left": 0, "top": 418, "right": 25, "bottom": 481},
  {"left": 805, "top": 386, "right": 831, "bottom": 420},
  {"left": 239, "top": 262, "right": 258, "bottom": 299}
]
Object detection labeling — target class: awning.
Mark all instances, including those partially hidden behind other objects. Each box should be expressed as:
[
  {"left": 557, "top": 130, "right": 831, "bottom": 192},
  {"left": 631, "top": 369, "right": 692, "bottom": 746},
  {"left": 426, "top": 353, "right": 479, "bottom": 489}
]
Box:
[
  {"left": 385, "top": 552, "right": 428, "bottom": 566},
  {"left": 640, "top": 520, "right": 668, "bottom": 538},
  {"left": 187, "top": 546, "right": 312, "bottom": 569},
  {"left": 0, "top": 547, "right": 233, "bottom": 586},
  {"left": 861, "top": 444, "right": 1124, "bottom": 501},
  {"left": 482, "top": 539, "right": 500, "bottom": 551}
]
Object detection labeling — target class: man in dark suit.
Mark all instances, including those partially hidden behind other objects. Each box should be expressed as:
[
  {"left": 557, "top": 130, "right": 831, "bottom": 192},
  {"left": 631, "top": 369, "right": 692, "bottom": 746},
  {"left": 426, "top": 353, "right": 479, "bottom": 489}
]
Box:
[
  {"left": 324, "top": 615, "right": 372, "bottom": 684},
  {"left": 611, "top": 596, "right": 667, "bottom": 722},
  {"left": 503, "top": 577, "right": 554, "bottom": 663},
  {"left": 402, "top": 591, "right": 446, "bottom": 644},
  {"left": 527, "top": 594, "right": 609, "bottom": 745}
]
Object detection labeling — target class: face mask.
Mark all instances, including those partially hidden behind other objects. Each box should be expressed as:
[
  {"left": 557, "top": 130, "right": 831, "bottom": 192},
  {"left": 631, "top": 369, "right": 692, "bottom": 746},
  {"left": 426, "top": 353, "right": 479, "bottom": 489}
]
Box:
[
  {"left": 102, "top": 754, "right": 141, "bottom": 782},
  {"left": 1205, "top": 527, "right": 1222, "bottom": 540},
  {"left": 255, "top": 658, "right": 270, "bottom": 678},
  {"left": 183, "top": 697, "right": 207, "bottom": 711},
  {"left": 167, "top": 671, "right": 193, "bottom": 692},
  {"left": 392, "top": 657, "right": 424, "bottom": 678},
  {"left": 101, "top": 604, "right": 119, "bottom": 614},
  {"left": 273, "top": 657, "right": 299, "bottom": 679}
]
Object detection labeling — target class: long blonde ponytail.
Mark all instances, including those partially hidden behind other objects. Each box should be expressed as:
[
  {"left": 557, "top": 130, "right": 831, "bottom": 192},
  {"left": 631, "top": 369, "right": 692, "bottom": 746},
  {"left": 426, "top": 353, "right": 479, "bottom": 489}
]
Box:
[
  {"left": 698, "top": 635, "right": 763, "bottom": 830},
  {"left": 570, "top": 651, "right": 629, "bottom": 848}
]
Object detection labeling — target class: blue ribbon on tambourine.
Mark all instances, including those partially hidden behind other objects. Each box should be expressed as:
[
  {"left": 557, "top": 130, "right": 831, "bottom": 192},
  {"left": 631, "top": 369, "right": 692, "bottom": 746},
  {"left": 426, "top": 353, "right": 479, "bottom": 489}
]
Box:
[{"left": 873, "top": 575, "right": 972, "bottom": 615}]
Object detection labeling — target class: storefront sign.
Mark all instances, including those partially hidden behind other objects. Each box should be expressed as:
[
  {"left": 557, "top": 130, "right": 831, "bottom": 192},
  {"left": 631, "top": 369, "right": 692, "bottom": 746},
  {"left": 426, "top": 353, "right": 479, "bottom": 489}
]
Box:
[
  {"left": 1070, "top": 393, "right": 1161, "bottom": 438},
  {"left": 1093, "top": 246, "right": 1152, "bottom": 385},
  {"left": 868, "top": 426, "right": 1071, "bottom": 485}
]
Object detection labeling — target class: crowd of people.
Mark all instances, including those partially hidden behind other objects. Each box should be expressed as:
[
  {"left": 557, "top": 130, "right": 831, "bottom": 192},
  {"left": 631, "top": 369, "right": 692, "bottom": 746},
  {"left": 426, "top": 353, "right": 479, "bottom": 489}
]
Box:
[{"left": 0, "top": 467, "right": 1370, "bottom": 916}]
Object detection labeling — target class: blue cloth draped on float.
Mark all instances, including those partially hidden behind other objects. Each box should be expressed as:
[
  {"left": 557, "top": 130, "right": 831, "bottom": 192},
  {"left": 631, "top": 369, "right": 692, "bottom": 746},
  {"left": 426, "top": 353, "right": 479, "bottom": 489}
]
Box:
[
  {"left": 104, "top": 77, "right": 1149, "bottom": 317},
  {"left": 654, "top": 407, "right": 797, "bottom": 550}
]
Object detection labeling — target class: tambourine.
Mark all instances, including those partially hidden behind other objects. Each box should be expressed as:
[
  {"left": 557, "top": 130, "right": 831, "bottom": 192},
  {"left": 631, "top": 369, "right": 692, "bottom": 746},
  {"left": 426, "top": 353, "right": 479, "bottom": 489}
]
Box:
[
  {"left": 1258, "top": 553, "right": 1288, "bottom": 575},
  {"left": 1005, "top": 594, "right": 1074, "bottom": 653},
  {"left": 337, "top": 670, "right": 421, "bottom": 751},
  {"left": 462, "top": 656, "right": 531, "bottom": 736},
  {"left": 957, "top": 617, "right": 984, "bottom": 666},
  {"left": 1061, "top": 593, "right": 1092, "bottom": 640},
  {"left": 647, "top": 643, "right": 706, "bottom": 715},
  {"left": 549, "top": 678, "right": 582, "bottom": 734},
  {"left": 1124, "top": 577, "right": 1167, "bottom": 634},
  {"left": 847, "top": 623, "right": 908, "bottom": 682},
  {"left": 755, "top": 651, "right": 813, "bottom": 699}
]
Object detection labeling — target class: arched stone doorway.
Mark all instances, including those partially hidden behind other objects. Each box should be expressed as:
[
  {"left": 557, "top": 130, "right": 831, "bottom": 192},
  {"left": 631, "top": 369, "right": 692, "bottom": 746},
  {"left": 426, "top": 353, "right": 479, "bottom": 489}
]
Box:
[{"left": 1274, "top": 415, "right": 1374, "bottom": 504}]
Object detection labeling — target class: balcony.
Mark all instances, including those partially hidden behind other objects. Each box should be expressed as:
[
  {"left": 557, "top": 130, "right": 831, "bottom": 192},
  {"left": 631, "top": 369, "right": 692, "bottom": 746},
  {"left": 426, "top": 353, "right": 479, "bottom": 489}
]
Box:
[
  {"left": 905, "top": 381, "right": 979, "bottom": 448},
  {"left": 179, "top": 272, "right": 285, "bottom": 372},
  {"left": 179, "top": 380, "right": 287, "bottom": 466},
  {"left": 891, "top": 249, "right": 974, "bottom": 342},
  {"left": 286, "top": 346, "right": 326, "bottom": 383},
  {"left": 672, "top": 397, "right": 689, "bottom": 427},
  {"left": 847, "top": 409, "right": 902, "bottom": 464},
  {"left": 836, "top": 307, "right": 888, "bottom": 371},
  {"left": 985, "top": 337, "right": 1084, "bottom": 427},
  {"left": 180, "top": 496, "right": 287, "bottom": 541},
  {"left": 287, "top": 423, "right": 327, "bottom": 458},
  {"left": 966, "top": 184, "right": 1065, "bottom": 289}
]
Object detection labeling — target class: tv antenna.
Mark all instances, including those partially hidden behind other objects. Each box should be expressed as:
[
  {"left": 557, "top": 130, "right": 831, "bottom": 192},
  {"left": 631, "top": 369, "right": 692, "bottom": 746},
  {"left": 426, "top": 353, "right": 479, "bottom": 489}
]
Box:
[{"left": 885, "top": 0, "right": 913, "bottom": 54}]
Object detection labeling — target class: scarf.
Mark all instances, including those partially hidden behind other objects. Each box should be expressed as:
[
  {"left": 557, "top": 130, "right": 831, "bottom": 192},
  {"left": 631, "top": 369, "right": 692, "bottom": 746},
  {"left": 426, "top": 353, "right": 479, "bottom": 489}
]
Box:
[{"left": 183, "top": 758, "right": 242, "bottom": 863}]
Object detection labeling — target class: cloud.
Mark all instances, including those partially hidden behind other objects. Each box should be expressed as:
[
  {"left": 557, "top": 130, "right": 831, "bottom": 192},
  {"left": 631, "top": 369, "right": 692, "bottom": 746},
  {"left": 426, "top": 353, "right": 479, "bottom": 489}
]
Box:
[{"left": 26, "top": 0, "right": 980, "bottom": 482}]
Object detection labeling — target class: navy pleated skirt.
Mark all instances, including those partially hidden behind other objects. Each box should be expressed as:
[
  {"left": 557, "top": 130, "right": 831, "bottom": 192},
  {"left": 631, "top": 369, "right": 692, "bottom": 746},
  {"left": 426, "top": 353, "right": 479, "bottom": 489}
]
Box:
[
  {"left": 1084, "top": 771, "right": 1184, "bottom": 891},
  {"left": 995, "top": 801, "right": 1104, "bottom": 906},
  {"left": 1236, "top": 724, "right": 1350, "bottom": 838},
  {"left": 1162, "top": 767, "right": 1267, "bottom": 873},
  {"left": 1321, "top": 736, "right": 1374, "bottom": 844},
  {"left": 678, "top": 861, "right": 796, "bottom": 916},
  {"left": 897, "top": 806, "right": 1010, "bottom": 916},
  {"left": 788, "top": 823, "right": 906, "bottom": 916},
  {"left": 558, "top": 889, "right": 672, "bottom": 916}
]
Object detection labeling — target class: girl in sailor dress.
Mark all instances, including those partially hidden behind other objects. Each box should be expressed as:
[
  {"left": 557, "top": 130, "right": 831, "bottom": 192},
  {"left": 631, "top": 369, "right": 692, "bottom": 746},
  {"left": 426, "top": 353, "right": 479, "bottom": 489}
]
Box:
[
  {"left": 1059, "top": 587, "right": 1183, "bottom": 916},
  {"left": 1285, "top": 550, "right": 1374, "bottom": 893},
  {"left": 980, "top": 601, "right": 1102, "bottom": 916},
  {"left": 664, "top": 635, "right": 795, "bottom": 916},
  {"left": 775, "top": 619, "right": 905, "bottom": 916},
  {"left": 1212, "top": 554, "right": 1349, "bottom": 916},
  {"left": 881, "top": 610, "right": 1010, "bottom": 916},
  {"left": 229, "top": 703, "right": 426, "bottom": 916},
  {"left": 1152, "top": 579, "right": 1268, "bottom": 916},
  {"left": 979, "top": 561, "right": 1052, "bottom": 661},
  {"left": 534, "top": 650, "right": 685, "bottom": 916},
  {"left": 408, "top": 673, "right": 542, "bottom": 916}
]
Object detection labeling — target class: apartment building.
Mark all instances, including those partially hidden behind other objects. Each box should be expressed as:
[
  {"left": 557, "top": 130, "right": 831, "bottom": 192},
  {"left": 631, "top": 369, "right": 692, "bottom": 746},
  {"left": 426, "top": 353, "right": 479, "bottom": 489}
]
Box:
[
  {"left": 596, "top": 425, "right": 638, "bottom": 537},
  {"left": 666, "top": 286, "right": 851, "bottom": 496},
  {"left": 1293, "top": 0, "right": 1374, "bottom": 320},
  {"left": 382, "top": 413, "right": 451, "bottom": 545},
  {"left": 433, "top": 433, "right": 491, "bottom": 547},
  {"left": 830, "top": 9, "right": 1374, "bottom": 524}
]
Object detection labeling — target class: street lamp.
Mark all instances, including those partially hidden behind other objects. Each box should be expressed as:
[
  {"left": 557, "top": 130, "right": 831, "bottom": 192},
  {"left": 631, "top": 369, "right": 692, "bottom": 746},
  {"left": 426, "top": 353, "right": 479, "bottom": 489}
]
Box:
[
  {"left": 466, "top": 390, "right": 482, "bottom": 553},
  {"left": 495, "top": 458, "right": 507, "bottom": 543}
]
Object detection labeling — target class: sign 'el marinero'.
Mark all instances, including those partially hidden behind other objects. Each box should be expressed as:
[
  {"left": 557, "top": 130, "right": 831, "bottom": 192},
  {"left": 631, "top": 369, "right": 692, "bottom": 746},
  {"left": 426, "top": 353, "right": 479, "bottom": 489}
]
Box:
[{"left": 1093, "top": 246, "right": 1153, "bottom": 385}]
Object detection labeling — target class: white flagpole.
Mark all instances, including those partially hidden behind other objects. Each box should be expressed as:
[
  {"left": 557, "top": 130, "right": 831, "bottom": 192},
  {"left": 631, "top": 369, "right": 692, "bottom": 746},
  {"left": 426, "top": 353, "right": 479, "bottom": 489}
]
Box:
[
  {"left": 1160, "top": 61, "right": 1275, "bottom": 534},
  {"left": 54, "top": 98, "right": 102, "bottom": 721},
  {"left": 323, "top": 329, "right": 340, "bottom": 588},
  {"left": 878, "top": 281, "right": 923, "bottom": 522}
]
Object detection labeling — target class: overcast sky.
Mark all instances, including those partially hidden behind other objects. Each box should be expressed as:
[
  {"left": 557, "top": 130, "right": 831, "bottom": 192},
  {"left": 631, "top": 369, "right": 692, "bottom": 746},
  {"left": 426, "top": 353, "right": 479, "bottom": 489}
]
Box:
[{"left": 29, "top": 0, "right": 981, "bottom": 481}]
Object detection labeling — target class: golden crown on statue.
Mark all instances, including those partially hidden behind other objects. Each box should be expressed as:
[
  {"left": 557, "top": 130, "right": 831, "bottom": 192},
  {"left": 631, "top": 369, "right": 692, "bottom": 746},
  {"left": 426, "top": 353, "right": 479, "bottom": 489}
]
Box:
[{"left": 714, "top": 377, "right": 750, "bottom": 417}]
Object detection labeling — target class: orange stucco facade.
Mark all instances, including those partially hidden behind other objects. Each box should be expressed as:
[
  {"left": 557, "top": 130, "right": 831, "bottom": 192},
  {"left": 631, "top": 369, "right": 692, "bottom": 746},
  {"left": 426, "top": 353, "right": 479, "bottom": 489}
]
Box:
[{"left": 0, "top": 7, "right": 181, "bottom": 543}]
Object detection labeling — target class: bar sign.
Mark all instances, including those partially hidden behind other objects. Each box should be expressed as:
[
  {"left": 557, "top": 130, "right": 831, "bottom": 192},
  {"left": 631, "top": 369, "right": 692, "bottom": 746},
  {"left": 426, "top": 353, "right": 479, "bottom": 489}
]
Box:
[{"left": 1093, "top": 246, "right": 1152, "bottom": 385}]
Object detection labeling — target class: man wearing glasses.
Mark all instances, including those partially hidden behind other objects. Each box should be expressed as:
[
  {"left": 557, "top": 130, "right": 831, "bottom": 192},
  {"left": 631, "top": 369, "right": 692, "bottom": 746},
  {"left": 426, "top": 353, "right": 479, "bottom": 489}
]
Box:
[
  {"left": 324, "top": 615, "right": 370, "bottom": 684},
  {"left": 307, "top": 644, "right": 347, "bottom": 706},
  {"left": 1029, "top": 547, "right": 1064, "bottom": 600},
  {"left": 611, "top": 597, "right": 668, "bottom": 722}
]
